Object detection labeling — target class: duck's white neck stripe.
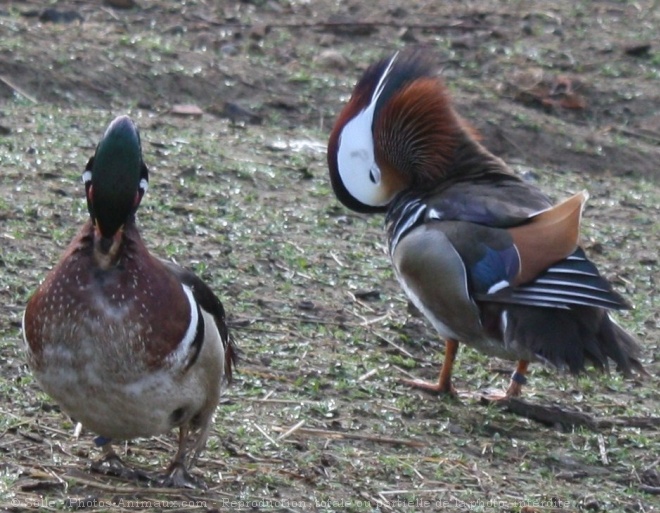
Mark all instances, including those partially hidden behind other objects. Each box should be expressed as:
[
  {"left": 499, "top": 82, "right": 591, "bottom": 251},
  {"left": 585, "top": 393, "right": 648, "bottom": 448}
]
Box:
[
  {"left": 168, "top": 284, "right": 200, "bottom": 365},
  {"left": 389, "top": 201, "right": 426, "bottom": 253}
]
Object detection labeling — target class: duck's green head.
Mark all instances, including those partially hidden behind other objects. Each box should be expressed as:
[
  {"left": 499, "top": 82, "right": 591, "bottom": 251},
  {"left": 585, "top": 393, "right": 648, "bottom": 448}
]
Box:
[{"left": 83, "top": 115, "right": 149, "bottom": 239}]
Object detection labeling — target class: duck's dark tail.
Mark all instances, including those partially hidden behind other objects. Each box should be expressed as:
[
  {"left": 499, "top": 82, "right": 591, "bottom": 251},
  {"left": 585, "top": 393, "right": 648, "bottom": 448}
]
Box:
[
  {"left": 505, "top": 305, "right": 646, "bottom": 377},
  {"left": 595, "top": 312, "right": 646, "bottom": 377}
]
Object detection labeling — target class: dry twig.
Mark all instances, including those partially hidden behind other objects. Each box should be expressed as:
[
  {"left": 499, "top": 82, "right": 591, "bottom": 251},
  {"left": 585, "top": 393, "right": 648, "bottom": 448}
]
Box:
[
  {"left": 271, "top": 425, "right": 426, "bottom": 448},
  {"left": 0, "top": 75, "right": 38, "bottom": 103}
]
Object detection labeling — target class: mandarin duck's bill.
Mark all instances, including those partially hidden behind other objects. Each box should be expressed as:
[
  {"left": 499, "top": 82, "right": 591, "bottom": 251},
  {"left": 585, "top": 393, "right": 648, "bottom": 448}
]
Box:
[
  {"left": 327, "top": 50, "right": 645, "bottom": 398},
  {"left": 23, "top": 115, "right": 237, "bottom": 488}
]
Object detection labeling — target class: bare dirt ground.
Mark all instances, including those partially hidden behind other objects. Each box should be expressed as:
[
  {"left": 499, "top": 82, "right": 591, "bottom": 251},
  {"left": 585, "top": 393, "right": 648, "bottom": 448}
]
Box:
[{"left": 0, "top": 1, "right": 659, "bottom": 512}]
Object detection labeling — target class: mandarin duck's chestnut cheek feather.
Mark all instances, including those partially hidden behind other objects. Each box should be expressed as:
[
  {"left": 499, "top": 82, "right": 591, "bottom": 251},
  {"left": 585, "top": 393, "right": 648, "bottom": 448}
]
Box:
[
  {"left": 23, "top": 115, "right": 235, "bottom": 488},
  {"left": 327, "top": 49, "right": 645, "bottom": 399},
  {"left": 374, "top": 78, "right": 465, "bottom": 184}
]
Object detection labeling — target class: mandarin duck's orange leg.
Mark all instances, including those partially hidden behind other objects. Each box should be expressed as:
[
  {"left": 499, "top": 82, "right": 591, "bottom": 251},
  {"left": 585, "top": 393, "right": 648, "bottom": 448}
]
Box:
[
  {"left": 400, "top": 339, "right": 459, "bottom": 396},
  {"left": 483, "top": 359, "right": 529, "bottom": 400},
  {"left": 505, "top": 360, "right": 529, "bottom": 398}
]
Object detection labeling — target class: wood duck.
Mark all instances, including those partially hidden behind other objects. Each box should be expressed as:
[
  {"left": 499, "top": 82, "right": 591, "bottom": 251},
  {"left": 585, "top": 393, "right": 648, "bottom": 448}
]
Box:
[
  {"left": 23, "top": 115, "right": 237, "bottom": 487},
  {"left": 327, "top": 50, "right": 645, "bottom": 398}
]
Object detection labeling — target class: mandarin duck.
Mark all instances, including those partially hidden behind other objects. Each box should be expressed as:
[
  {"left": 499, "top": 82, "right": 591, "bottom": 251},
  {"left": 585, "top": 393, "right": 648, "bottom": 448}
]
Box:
[
  {"left": 327, "top": 50, "right": 645, "bottom": 398},
  {"left": 23, "top": 115, "right": 236, "bottom": 487}
]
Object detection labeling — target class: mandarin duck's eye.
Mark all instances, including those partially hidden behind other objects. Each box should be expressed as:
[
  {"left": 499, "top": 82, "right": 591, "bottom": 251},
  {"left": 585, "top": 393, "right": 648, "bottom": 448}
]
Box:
[{"left": 369, "top": 167, "right": 380, "bottom": 184}]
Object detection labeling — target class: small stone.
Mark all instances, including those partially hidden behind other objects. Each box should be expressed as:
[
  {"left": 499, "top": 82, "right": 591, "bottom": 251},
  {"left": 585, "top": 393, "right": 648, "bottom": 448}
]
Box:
[
  {"left": 38, "top": 8, "right": 83, "bottom": 23},
  {"left": 354, "top": 290, "right": 381, "bottom": 301},
  {"left": 249, "top": 24, "right": 269, "bottom": 40},
  {"left": 318, "top": 34, "right": 335, "bottom": 47},
  {"left": 314, "top": 49, "right": 349, "bottom": 70},
  {"left": 398, "top": 27, "right": 417, "bottom": 43},
  {"left": 220, "top": 43, "right": 240, "bottom": 56},
  {"left": 388, "top": 6, "right": 408, "bottom": 18},
  {"left": 638, "top": 253, "right": 657, "bottom": 265}
]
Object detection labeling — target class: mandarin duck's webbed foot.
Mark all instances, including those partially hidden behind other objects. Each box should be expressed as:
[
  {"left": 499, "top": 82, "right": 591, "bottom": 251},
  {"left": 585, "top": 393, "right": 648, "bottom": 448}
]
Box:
[
  {"left": 482, "top": 360, "right": 529, "bottom": 401},
  {"left": 400, "top": 339, "right": 460, "bottom": 398}
]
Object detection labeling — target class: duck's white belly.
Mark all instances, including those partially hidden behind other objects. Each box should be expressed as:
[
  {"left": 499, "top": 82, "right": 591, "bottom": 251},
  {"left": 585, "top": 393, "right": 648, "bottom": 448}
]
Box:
[
  {"left": 26, "top": 309, "right": 224, "bottom": 440},
  {"left": 33, "top": 346, "right": 212, "bottom": 439}
]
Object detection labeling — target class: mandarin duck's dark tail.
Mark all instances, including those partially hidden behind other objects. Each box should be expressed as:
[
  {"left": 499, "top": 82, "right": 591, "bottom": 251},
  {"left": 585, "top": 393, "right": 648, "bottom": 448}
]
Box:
[
  {"left": 596, "top": 312, "right": 646, "bottom": 378},
  {"left": 503, "top": 304, "right": 645, "bottom": 377}
]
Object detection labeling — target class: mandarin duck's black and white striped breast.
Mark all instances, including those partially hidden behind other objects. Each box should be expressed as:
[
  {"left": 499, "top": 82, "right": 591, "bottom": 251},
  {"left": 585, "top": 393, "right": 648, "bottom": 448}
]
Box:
[
  {"left": 328, "top": 50, "right": 645, "bottom": 397},
  {"left": 23, "top": 116, "right": 236, "bottom": 487}
]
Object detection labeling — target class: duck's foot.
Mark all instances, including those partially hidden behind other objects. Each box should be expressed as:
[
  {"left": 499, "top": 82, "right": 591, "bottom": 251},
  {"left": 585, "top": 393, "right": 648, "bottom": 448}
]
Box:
[
  {"left": 158, "top": 462, "right": 207, "bottom": 490},
  {"left": 399, "top": 339, "right": 462, "bottom": 398},
  {"left": 481, "top": 389, "right": 515, "bottom": 402},
  {"left": 483, "top": 363, "right": 528, "bottom": 401},
  {"left": 91, "top": 453, "right": 151, "bottom": 483},
  {"left": 399, "top": 377, "right": 459, "bottom": 398},
  {"left": 481, "top": 374, "right": 526, "bottom": 402}
]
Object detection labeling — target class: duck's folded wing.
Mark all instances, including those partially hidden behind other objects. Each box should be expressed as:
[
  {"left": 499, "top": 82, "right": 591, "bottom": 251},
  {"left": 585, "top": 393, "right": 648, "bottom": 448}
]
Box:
[
  {"left": 160, "top": 259, "right": 237, "bottom": 380},
  {"left": 478, "top": 247, "right": 630, "bottom": 310},
  {"left": 425, "top": 176, "right": 552, "bottom": 227},
  {"left": 430, "top": 219, "right": 629, "bottom": 311}
]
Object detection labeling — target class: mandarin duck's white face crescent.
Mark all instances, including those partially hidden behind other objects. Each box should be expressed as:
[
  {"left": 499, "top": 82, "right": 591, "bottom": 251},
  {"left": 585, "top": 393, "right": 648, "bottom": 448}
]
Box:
[{"left": 335, "top": 53, "right": 399, "bottom": 208}]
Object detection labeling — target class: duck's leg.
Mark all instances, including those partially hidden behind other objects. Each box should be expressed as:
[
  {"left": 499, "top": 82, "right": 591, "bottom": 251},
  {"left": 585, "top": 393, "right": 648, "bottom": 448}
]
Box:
[
  {"left": 504, "top": 360, "right": 529, "bottom": 397},
  {"left": 159, "top": 426, "right": 207, "bottom": 489},
  {"left": 400, "top": 339, "right": 459, "bottom": 396},
  {"left": 90, "top": 437, "right": 146, "bottom": 481},
  {"left": 91, "top": 437, "right": 152, "bottom": 482},
  {"left": 90, "top": 436, "right": 122, "bottom": 470},
  {"left": 483, "top": 360, "right": 529, "bottom": 400}
]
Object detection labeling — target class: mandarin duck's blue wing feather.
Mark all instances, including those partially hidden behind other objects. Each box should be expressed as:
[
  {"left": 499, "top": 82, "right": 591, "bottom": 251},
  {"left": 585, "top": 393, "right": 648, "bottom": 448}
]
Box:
[{"left": 469, "top": 245, "right": 521, "bottom": 295}]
